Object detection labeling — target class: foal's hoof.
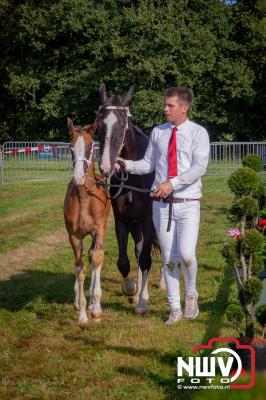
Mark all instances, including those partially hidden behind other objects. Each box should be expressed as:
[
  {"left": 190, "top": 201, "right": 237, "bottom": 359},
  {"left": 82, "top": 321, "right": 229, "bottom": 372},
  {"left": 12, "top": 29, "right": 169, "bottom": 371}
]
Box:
[
  {"left": 74, "top": 304, "right": 80, "bottom": 312},
  {"left": 159, "top": 281, "right": 166, "bottom": 291},
  {"left": 78, "top": 319, "right": 90, "bottom": 328},
  {"left": 122, "top": 278, "right": 137, "bottom": 296}
]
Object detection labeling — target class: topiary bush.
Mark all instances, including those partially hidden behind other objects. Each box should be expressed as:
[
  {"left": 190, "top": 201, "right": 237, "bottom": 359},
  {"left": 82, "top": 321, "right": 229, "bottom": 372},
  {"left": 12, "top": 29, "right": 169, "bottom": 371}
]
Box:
[
  {"left": 228, "top": 167, "right": 259, "bottom": 196},
  {"left": 242, "top": 278, "right": 262, "bottom": 304},
  {"left": 224, "top": 163, "right": 265, "bottom": 338},
  {"left": 255, "top": 305, "right": 266, "bottom": 339},
  {"left": 226, "top": 303, "right": 244, "bottom": 334},
  {"left": 242, "top": 154, "right": 263, "bottom": 172}
]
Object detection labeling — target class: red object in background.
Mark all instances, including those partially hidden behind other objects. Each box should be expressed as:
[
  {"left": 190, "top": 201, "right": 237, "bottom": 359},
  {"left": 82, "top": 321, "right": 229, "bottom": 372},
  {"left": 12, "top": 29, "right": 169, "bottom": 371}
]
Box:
[{"left": 258, "top": 219, "right": 266, "bottom": 227}]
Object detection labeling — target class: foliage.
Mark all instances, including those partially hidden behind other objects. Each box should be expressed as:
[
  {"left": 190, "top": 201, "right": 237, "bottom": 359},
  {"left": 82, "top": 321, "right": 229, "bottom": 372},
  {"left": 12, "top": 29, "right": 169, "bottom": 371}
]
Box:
[
  {"left": 227, "top": 167, "right": 259, "bottom": 196},
  {"left": 241, "top": 277, "right": 262, "bottom": 304},
  {"left": 226, "top": 303, "right": 244, "bottom": 331},
  {"left": 242, "top": 154, "right": 263, "bottom": 172},
  {"left": 241, "top": 228, "right": 264, "bottom": 256},
  {"left": 255, "top": 305, "right": 266, "bottom": 338},
  {"left": 225, "top": 164, "right": 265, "bottom": 338},
  {"left": 229, "top": 196, "right": 259, "bottom": 220},
  {"left": 252, "top": 254, "right": 265, "bottom": 276},
  {"left": 0, "top": 0, "right": 264, "bottom": 142},
  {"left": 223, "top": 238, "right": 239, "bottom": 264}
]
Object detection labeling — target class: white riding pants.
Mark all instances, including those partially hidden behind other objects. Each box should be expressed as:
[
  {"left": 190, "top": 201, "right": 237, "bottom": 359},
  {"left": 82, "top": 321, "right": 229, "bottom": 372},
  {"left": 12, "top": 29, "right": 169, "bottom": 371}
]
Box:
[{"left": 152, "top": 200, "right": 200, "bottom": 310}]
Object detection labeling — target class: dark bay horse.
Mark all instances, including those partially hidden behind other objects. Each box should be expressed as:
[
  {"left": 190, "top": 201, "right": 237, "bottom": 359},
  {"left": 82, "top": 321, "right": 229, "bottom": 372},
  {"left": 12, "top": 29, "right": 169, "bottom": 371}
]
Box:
[
  {"left": 64, "top": 117, "right": 111, "bottom": 324},
  {"left": 97, "top": 83, "right": 161, "bottom": 315}
]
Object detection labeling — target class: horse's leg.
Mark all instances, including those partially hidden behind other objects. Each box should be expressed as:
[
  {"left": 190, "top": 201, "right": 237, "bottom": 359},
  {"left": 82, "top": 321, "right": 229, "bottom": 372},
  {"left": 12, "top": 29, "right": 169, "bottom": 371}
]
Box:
[
  {"left": 115, "top": 219, "right": 137, "bottom": 296},
  {"left": 89, "top": 229, "right": 105, "bottom": 321},
  {"left": 135, "top": 238, "right": 152, "bottom": 315},
  {"left": 130, "top": 224, "right": 151, "bottom": 315},
  {"left": 69, "top": 234, "right": 88, "bottom": 324},
  {"left": 129, "top": 224, "right": 144, "bottom": 305}
]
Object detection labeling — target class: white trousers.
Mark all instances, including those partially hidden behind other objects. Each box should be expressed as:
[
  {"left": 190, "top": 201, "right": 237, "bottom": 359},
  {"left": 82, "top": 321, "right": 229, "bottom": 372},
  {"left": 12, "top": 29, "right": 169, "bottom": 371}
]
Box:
[{"left": 152, "top": 200, "right": 200, "bottom": 310}]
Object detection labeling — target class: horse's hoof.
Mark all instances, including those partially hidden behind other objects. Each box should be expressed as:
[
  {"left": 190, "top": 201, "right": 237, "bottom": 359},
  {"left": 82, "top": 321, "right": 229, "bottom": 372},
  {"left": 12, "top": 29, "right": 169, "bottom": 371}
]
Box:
[
  {"left": 135, "top": 306, "right": 149, "bottom": 316},
  {"left": 88, "top": 304, "right": 93, "bottom": 315},
  {"left": 135, "top": 301, "right": 149, "bottom": 316},
  {"left": 92, "top": 314, "right": 102, "bottom": 322},
  {"left": 122, "top": 278, "right": 138, "bottom": 296}
]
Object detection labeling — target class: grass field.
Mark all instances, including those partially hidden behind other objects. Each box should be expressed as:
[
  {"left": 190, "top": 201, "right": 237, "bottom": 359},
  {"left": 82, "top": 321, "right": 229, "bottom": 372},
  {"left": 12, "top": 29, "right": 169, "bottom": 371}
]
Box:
[{"left": 0, "top": 176, "right": 265, "bottom": 399}]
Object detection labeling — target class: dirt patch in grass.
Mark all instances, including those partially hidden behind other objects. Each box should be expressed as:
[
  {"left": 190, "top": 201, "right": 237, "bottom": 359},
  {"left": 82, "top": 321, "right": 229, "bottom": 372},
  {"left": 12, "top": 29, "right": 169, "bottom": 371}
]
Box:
[{"left": 0, "top": 228, "right": 69, "bottom": 281}]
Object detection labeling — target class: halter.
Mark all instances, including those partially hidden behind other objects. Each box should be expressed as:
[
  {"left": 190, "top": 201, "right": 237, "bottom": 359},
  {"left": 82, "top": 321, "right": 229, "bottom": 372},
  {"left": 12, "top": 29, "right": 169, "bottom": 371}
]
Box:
[
  {"left": 70, "top": 141, "right": 95, "bottom": 167},
  {"left": 98, "top": 105, "right": 132, "bottom": 158}
]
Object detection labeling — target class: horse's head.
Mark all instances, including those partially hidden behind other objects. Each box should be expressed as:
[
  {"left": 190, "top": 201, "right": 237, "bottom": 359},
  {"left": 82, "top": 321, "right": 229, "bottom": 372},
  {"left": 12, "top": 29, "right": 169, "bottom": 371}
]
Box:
[
  {"left": 97, "top": 83, "right": 134, "bottom": 177},
  {"left": 68, "top": 117, "right": 97, "bottom": 186}
]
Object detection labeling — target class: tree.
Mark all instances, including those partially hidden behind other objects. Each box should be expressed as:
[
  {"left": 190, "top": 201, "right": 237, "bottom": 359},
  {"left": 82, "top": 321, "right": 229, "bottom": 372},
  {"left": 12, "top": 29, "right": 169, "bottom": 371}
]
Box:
[{"left": 0, "top": 0, "right": 264, "bottom": 143}]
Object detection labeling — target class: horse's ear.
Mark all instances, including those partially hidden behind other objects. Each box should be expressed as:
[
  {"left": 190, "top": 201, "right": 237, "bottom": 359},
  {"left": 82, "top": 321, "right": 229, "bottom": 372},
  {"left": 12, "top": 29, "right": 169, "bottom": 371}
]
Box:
[
  {"left": 99, "top": 82, "right": 107, "bottom": 105},
  {"left": 122, "top": 85, "right": 134, "bottom": 106},
  {"left": 67, "top": 117, "right": 74, "bottom": 135}
]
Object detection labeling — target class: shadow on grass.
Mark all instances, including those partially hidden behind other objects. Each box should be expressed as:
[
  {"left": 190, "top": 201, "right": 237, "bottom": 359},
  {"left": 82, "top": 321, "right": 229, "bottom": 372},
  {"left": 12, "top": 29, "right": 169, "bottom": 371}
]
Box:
[
  {"left": 200, "top": 262, "right": 234, "bottom": 350},
  {"left": 0, "top": 270, "right": 74, "bottom": 312}
]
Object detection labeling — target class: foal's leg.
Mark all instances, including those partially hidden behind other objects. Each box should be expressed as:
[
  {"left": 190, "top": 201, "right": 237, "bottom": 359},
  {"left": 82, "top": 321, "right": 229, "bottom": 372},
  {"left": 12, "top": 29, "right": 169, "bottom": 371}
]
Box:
[
  {"left": 69, "top": 234, "right": 88, "bottom": 324},
  {"left": 115, "top": 219, "right": 137, "bottom": 296},
  {"left": 89, "top": 229, "right": 105, "bottom": 321},
  {"left": 159, "top": 266, "right": 166, "bottom": 291}
]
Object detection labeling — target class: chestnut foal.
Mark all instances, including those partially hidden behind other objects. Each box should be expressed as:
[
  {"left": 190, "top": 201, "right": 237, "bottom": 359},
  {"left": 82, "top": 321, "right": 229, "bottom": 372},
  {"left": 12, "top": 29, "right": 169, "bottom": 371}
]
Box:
[{"left": 64, "top": 118, "right": 110, "bottom": 325}]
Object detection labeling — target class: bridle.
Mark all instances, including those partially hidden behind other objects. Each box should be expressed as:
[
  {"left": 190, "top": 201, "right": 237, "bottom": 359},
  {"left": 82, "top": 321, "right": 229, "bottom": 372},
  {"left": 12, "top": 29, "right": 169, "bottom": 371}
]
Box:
[
  {"left": 97, "top": 105, "right": 132, "bottom": 161},
  {"left": 70, "top": 141, "right": 95, "bottom": 172}
]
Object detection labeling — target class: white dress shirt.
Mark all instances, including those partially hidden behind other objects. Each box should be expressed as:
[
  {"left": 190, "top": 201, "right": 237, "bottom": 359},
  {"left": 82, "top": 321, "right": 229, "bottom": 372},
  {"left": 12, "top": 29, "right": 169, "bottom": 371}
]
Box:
[{"left": 125, "top": 119, "right": 210, "bottom": 199}]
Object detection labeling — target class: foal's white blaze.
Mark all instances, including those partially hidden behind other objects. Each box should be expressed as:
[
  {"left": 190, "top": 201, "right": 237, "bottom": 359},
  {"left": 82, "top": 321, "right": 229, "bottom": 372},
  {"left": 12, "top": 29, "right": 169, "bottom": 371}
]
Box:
[
  {"left": 100, "top": 111, "right": 118, "bottom": 173},
  {"left": 73, "top": 136, "right": 86, "bottom": 185}
]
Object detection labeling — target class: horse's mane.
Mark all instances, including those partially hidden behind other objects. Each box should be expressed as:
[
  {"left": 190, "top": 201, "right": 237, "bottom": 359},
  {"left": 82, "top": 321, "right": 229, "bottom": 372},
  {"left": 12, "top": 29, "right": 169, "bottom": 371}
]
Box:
[{"left": 129, "top": 121, "right": 150, "bottom": 159}]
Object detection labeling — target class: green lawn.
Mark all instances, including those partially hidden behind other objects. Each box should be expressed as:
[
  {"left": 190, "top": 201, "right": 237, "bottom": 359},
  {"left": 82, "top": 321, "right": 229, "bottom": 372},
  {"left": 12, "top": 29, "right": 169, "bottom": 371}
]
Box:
[{"left": 0, "top": 177, "right": 265, "bottom": 399}]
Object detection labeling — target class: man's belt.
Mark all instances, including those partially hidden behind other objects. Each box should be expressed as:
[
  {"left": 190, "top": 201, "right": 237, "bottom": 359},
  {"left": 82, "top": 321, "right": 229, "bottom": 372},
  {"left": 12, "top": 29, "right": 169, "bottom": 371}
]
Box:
[
  {"left": 152, "top": 197, "right": 200, "bottom": 203},
  {"left": 152, "top": 195, "right": 200, "bottom": 232}
]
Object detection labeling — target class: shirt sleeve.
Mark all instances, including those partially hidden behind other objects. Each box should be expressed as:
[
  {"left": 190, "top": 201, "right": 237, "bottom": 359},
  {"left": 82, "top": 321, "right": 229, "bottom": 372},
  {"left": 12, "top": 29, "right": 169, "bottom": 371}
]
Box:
[
  {"left": 124, "top": 128, "right": 156, "bottom": 174},
  {"left": 169, "top": 128, "right": 210, "bottom": 190}
]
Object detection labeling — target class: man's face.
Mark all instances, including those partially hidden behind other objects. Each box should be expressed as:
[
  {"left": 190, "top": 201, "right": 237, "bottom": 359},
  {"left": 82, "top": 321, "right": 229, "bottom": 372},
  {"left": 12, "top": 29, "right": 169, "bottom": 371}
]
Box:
[{"left": 164, "top": 96, "right": 189, "bottom": 125}]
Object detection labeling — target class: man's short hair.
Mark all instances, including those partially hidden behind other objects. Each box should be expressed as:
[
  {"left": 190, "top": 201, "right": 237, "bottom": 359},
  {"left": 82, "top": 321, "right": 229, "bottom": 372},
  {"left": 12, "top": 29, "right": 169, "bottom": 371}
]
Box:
[{"left": 164, "top": 86, "right": 193, "bottom": 107}]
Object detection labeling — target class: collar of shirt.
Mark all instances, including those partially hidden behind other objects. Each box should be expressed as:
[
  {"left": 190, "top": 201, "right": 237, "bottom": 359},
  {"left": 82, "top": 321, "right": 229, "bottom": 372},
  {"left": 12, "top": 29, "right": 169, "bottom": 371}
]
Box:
[{"left": 169, "top": 119, "right": 190, "bottom": 133}]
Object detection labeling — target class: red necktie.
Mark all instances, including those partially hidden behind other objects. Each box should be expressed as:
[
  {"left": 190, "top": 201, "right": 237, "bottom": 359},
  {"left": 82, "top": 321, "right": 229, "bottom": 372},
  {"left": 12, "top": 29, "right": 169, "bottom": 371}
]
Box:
[{"left": 168, "top": 127, "right": 178, "bottom": 178}]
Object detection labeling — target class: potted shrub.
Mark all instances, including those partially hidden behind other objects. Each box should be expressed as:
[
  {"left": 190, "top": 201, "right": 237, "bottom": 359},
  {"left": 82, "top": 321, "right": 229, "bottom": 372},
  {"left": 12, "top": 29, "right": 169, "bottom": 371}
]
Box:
[{"left": 223, "top": 155, "right": 266, "bottom": 371}]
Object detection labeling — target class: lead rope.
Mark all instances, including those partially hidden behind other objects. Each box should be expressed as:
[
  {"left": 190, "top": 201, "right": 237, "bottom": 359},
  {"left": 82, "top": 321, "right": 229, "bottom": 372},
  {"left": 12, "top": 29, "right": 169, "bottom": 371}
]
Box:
[{"left": 98, "top": 163, "right": 173, "bottom": 232}]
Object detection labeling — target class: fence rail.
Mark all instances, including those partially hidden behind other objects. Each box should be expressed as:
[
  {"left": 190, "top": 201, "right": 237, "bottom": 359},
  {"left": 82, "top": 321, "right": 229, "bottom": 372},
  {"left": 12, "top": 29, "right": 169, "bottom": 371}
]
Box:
[{"left": 0, "top": 141, "right": 265, "bottom": 183}]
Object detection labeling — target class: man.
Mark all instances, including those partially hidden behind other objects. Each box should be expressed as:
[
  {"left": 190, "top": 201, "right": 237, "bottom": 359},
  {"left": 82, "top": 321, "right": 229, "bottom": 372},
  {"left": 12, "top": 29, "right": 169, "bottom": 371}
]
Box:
[{"left": 115, "top": 87, "right": 210, "bottom": 325}]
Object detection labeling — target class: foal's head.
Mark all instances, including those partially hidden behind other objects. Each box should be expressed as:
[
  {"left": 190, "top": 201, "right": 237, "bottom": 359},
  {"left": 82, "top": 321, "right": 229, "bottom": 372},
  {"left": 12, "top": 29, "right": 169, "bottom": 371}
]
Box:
[
  {"left": 68, "top": 117, "right": 97, "bottom": 186},
  {"left": 97, "top": 83, "right": 134, "bottom": 177}
]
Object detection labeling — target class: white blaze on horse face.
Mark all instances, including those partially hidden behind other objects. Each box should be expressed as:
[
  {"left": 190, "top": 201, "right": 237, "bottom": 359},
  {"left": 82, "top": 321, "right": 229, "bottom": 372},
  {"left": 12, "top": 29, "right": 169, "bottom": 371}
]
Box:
[
  {"left": 100, "top": 111, "right": 118, "bottom": 174},
  {"left": 73, "top": 136, "right": 86, "bottom": 185}
]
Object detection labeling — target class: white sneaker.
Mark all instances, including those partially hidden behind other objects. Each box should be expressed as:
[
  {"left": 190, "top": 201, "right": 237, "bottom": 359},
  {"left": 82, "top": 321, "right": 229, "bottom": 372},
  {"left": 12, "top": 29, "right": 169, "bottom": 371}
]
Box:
[
  {"left": 184, "top": 290, "right": 199, "bottom": 319},
  {"left": 165, "top": 309, "right": 183, "bottom": 325}
]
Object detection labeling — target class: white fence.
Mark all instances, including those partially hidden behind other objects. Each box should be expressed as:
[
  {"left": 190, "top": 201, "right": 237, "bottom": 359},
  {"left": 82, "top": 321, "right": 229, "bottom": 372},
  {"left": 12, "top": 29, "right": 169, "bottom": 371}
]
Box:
[
  {"left": 0, "top": 141, "right": 266, "bottom": 183},
  {"left": 208, "top": 142, "right": 266, "bottom": 175}
]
